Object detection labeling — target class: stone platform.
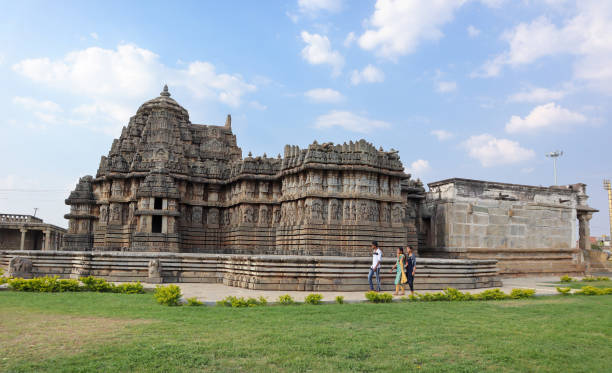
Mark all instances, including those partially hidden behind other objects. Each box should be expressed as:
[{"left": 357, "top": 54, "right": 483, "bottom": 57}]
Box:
[{"left": 0, "top": 250, "right": 501, "bottom": 291}]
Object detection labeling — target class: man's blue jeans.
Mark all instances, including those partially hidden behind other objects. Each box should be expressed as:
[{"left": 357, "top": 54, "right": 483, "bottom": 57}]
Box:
[{"left": 368, "top": 266, "right": 381, "bottom": 291}]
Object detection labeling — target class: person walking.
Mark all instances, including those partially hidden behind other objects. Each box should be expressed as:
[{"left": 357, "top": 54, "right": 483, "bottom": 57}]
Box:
[
  {"left": 405, "top": 246, "right": 417, "bottom": 296},
  {"left": 390, "top": 247, "right": 407, "bottom": 295},
  {"left": 368, "top": 241, "right": 382, "bottom": 292}
]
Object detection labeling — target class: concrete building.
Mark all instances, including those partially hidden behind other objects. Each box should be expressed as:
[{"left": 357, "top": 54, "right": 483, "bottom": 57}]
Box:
[{"left": 0, "top": 214, "right": 65, "bottom": 251}]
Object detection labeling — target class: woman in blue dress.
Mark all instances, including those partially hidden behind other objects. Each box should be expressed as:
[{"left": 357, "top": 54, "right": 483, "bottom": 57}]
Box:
[
  {"left": 390, "top": 247, "right": 407, "bottom": 296},
  {"left": 404, "top": 246, "right": 416, "bottom": 296}
]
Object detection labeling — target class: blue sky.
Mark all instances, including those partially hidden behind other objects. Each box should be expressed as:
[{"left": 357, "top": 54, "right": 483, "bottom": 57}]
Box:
[{"left": 0, "top": 0, "right": 610, "bottom": 236}]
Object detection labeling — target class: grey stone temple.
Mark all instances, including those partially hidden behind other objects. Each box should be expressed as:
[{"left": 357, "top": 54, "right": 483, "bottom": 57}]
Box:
[{"left": 0, "top": 86, "right": 600, "bottom": 290}]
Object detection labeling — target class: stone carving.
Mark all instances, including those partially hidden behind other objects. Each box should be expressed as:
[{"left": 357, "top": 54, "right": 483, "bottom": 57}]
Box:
[
  {"left": 147, "top": 259, "right": 163, "bottom": 284},
  {"left": 100, "top": 205, "right": 108, "bottom": 224},
  {"left": 8, "top": 256, "right": 32, "bottom": 278}
]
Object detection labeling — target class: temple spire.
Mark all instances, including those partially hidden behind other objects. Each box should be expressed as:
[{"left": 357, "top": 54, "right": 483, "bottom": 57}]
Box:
[
  {"left": 160, "top": 84, "right": 170, "bottom": 97},
  {"left": 225, "top": 114, "right": 232, "bottom": 129}
]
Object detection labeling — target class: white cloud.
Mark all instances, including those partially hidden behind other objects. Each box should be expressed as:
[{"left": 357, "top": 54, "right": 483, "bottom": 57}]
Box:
[
  {"left": 90, "top": 32, "right": 99, "bottom": 40},
  {"left": 431, "top": 129, "right": 453, "bottom": 141},
  {"left": 407, "top": 159, "right": 431, "bottom": 175},
  {"left": 358, "top": 0, "right": 466, "bottom": 60},
  {"left": 12, "top": 96, "right": 62, "bottom": 112},
  {"left": 344, "top": 32, "right": 356, "bottom": 47},
  {"left": 249, "top": 101, "right": 267, "bottom": 110},
  {"left": 475, "top": 2, "right": 612, "bottom": 93},
  {"left": 507, "top": 86, "right": 568, "bottom": 103},
  {"left": 505, "top": 102, "right": 587, "bottom": 134},
  {"left": 300, "top": 31, "right": 344, "bottom": 76},
  {"left": 435, "top": 80, "right": 457, "bottom": 93},
  {"left": 12, "top": 44, "right": 257, "bottom": 134},
  {"left": 314, "top": 110, "right": 390, "bottom": 133},
  {"left": 350, "top": 64, "right": 385, "bottom": 85},
  {"left": 298, "top": 0, "right": 342, "bottom": 14},
  {"left": 304, "top": 88, "right": 344, "bottom": 103},
  {"left": 462, "top": 134, "right": 535, "bottom": 167},
  {"left": 467, "top": 25, "right": 480, "bottom": 37}
]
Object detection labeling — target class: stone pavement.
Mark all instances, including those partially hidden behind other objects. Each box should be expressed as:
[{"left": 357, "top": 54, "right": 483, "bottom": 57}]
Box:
[{"left": 146, "top": 276, "right": 571, "bottom": 304}]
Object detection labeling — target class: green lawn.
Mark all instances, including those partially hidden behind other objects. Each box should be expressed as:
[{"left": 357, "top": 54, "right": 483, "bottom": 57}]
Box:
[
  {"left": 551, "top": 280, "right": 612, "bottom": 290},
  {"left": 1, "top": 292, "right": 611, "bottom": 372}
]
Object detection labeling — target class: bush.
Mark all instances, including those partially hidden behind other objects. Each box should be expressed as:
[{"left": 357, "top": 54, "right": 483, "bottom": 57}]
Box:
[
  {"left": 556, "top": 287, "right": 572, "bottom": 295},
  {"left": 335, "top": 295, "right": 345, "bottom": 304},
  {"left": 8, "top": 276, "right": 81, "bottom": 292},
  {"left": 0, "top": 277, "right": 7, "bottom": 285},
  {"left": 560, "top": 275, "right": 574, "bottom": 283},
  {"left": 278, "top": 294, "right": 295, "bottom": 305},
  {"left": 186, "top": 297, "right": 203, "bottom": 306},
  {"left": 113, "top": 282, "right": 145, "bottom": 294},
  {"left": 476, "top": 289, "right": 510, "bottom": 300},
  {"left": 80, "top": 276, "right": 114, "bottom": 292},
  {"left": 575, "top": 286, "right": 603, "bottom": 296},
  {"left": 217, "top": 295, "right": 267, "bottom": 307},
  {"left": 365, "top": 291, "right": 393, "bottom": 303},
  {"left": 510, "top": 289, "right": 536, "bottom": 299},
  {"left": 154, "top": 284, "right": 182, "bottom": 306},
  {"left": 305, "top": 293, "right": 323, "bottom": 305}
]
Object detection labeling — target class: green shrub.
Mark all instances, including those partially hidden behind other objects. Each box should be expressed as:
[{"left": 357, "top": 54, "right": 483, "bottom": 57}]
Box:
[
  {"left": 186, "top": 297, "right": 203, "bottom": 306},
  {"left": 335, "top": 295, "right": 344, "bottom": 304},
  {"left": 217, "top": 295, "right": 267, "bottom": 307},
  {"left": 58, "top": 279, "right": 81, "bottom": 292},
  {"left": 0, "top": 277, "right": 7, "bottom": 285},
  {"left": 154, "top": 284, "right": 182, "bottom": 306},
  {"left": 560, "top": 275, "right": 574, "bottom": 283},
  {"left": 113, "top": 282, "right": 145, "bottom": 294},
  {"left": 575, "top": 286, "right": 603, "bottom": 296},
  {"left": 8, "top": 276, "right": 81, "bottom": 292},
  {"left": 278, "top": 294, "right": 295, "bottom": 305},
  {"left": 582, "top": 276, "right": 597, "bottom": 282},
  {"left": 80, "top": 276, "right": 114, "bottom": 292},
  {"left": 365, "top": 291, "right": 393, "bottom": 303},
  {"left": 596, "top": 276, "right": 610, "bottom": 281},
  {"left": 603, "top": 288, "right": 612, "bottom": 295},
  {"left": 510, "top": 289, "right": 536, "bottom": 299},
  {"left": 477, "top": 289, "right": 510, "bottom": 300},
  {"left": 556, "top": 287, "right": 572, "bottom": 295},
  {"left": 305, "top": 293, "right": 323, "bottom": 305}
]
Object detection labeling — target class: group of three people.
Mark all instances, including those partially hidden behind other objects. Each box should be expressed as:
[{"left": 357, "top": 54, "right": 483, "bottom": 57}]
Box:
[{"left": 368, "top": 241, "right": 416, "bottom": 296}]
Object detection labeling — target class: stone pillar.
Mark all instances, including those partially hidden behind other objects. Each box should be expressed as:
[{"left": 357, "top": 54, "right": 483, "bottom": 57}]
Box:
[
  {"left": 578, "top": 212, "right": 592, "bottom": 250},
  {"left": 45, "top": 229, "right": 51, "bottom": 251},
  {"left": 20, "top": 228, "right": 27, "bottom": 250}
]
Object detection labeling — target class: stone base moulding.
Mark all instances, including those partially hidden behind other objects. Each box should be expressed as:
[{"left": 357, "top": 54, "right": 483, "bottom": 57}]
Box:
[{"left": 0, "top": 250, "right": 501, "bottom": 291}]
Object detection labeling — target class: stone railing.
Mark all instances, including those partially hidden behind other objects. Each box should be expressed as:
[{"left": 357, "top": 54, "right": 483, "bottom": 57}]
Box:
[{"left": 0, "top": 214, "right": 43, "bottom": 224}]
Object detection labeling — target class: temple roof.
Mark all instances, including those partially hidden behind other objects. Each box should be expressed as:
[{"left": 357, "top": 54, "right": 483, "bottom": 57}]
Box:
[{"left": 136, "top": 85, "right": 189, "bottom": 118}]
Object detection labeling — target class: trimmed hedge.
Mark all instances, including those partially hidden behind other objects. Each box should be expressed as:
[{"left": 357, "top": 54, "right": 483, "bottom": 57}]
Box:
[{"left": 7, "top": 275, "right": 144, "bottom": 294}]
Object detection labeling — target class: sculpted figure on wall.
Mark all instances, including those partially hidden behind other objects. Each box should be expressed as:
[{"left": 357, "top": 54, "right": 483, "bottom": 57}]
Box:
[{"left": 100, "top": 205, "right": 108, "bottom": 224}]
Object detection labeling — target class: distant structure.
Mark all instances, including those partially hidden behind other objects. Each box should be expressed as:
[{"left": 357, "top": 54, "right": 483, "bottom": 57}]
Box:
[
  {"left": 0, "top": 214, "right": 65, "bottom": 251},
  {"left": 55, "top": 86, "right": 598, "bottom": 277}
]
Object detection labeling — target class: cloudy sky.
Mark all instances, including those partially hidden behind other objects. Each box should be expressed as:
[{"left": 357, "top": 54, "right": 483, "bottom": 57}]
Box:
[{"left": 1, "top": 0, "right": 610, "bottom": 235}]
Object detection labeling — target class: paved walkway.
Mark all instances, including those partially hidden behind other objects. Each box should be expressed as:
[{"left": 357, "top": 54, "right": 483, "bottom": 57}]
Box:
[{"left": 146, "top": 276, "right": 571, "bottom": 304}]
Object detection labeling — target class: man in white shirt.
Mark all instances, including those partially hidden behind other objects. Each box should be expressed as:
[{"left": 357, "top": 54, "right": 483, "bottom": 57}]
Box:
[{"left": 368, "top": 241, "right": 382, "bottom": 292}]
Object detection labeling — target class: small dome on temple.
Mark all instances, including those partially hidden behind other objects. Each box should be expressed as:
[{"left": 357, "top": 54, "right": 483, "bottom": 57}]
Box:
[{"left": 160, "top": 84, "right": 170, "bottom": 97}]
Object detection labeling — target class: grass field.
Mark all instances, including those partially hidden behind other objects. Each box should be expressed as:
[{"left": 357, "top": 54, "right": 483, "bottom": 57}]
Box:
[
  {"left": 550, "top": 280, "right": 612, "bottom": 290},
  {"left": 1, "top": 292, "right": 611, "bottom": 372}
]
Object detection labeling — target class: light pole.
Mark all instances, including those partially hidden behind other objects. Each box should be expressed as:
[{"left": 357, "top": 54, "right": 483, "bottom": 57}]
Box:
[
  {"left": 546, "top": 150, "right": 563, "bottom": 186},
  {"left": 605, "top": 180, "right": 612, "bottom": 242}
]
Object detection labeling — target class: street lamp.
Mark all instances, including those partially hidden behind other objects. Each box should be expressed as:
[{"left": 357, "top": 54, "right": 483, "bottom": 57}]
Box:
[{"left": 546, "top": 150, "right": 563, "bottom": 186}]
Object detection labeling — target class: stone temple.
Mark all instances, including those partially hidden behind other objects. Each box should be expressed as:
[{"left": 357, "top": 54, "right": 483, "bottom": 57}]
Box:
[
  {"left": 63, "top": 85, "right": 422, "bottom": 256},
  {"left": 1, "top": 86, "right": 603, "bottom": 290}
]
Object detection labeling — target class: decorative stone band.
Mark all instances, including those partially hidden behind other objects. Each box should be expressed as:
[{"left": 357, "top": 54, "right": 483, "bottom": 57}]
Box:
[{"left": 0, "top": 250, "right": 501, "bottom": 291}]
